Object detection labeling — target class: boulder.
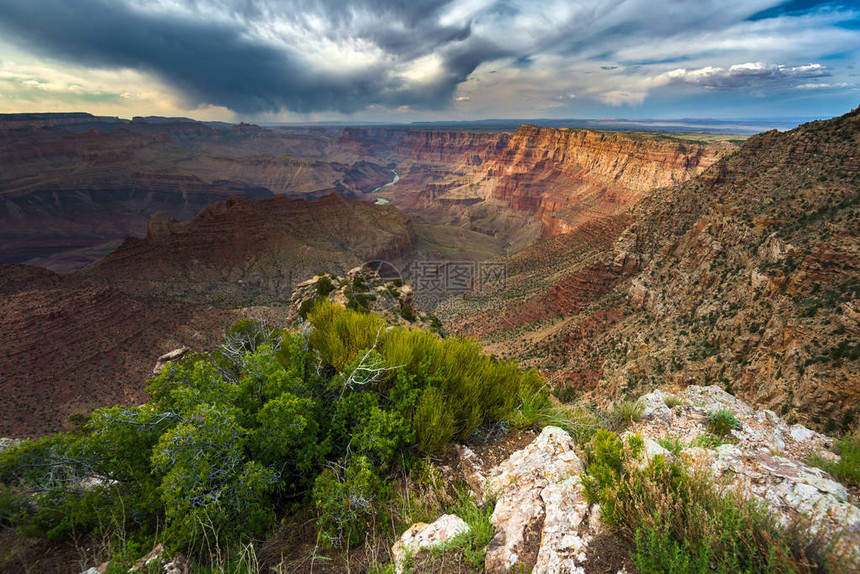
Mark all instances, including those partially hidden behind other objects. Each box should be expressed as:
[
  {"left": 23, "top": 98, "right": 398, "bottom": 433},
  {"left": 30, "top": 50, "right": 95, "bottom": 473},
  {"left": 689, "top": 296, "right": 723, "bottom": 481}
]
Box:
[{"left": 391, "top": 514, "right": 470, "bottom": 574}]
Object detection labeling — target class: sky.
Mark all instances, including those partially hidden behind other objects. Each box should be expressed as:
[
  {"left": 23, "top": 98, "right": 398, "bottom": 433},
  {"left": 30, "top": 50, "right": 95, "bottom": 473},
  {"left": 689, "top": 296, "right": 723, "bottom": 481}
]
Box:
[{"left": 0, "top": 0, "right": 857, "bottom": 123}]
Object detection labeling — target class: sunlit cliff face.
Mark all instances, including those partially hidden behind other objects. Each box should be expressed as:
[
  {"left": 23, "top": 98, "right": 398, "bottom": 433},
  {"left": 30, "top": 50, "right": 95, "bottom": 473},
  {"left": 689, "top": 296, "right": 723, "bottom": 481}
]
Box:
[{"left": 0, "top": 0, "right": 858, "bottom": 122}]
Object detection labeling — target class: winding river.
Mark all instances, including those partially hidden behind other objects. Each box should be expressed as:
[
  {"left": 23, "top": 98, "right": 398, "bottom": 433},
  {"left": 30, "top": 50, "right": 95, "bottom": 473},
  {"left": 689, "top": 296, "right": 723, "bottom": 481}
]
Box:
[{"left": 371, "top": 169, "right": 399, "bottom": 204}]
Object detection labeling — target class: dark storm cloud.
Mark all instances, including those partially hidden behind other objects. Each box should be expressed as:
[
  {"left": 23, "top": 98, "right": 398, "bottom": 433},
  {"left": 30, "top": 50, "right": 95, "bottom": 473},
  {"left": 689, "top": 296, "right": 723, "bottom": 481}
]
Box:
[{"left": 0, "top": 0, "right": 505, "bottom": 114}]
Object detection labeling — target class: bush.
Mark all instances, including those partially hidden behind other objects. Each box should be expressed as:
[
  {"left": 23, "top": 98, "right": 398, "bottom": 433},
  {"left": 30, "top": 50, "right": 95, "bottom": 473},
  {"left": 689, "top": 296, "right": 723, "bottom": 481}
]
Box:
[
  {"left": 709, "top": 409, "right": 741, "bottom": 437},
  {"left": 1, "top": 302, "right": 544, "bottom": 556},
  {"left": 312, "top": 455, "right": 386, "bottom": 547},
  {"left": 414, "top": 387, "right": 456, "bottom": 453},
  {"left": 315, "top": 275, "right": 336, "bottom": 297},
  {"left": 608, "top": 399, "right": 645, "bottom": 430},
  {"left": 399, "top": 304, "right": 417, "bottom": 322},
  {"left": 0, "top": 484, "right": 26, "bottom": 526},
  {"left": 297, "top": 296, "right": 321, "bottom": 319},
  {"left": 431, "top": 486, "right": 495, "bottom": 568}
]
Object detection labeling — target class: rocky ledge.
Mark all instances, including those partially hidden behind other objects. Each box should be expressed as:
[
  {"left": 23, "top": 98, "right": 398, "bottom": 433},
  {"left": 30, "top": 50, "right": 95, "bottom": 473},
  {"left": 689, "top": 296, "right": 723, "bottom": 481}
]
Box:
[{"left": 393, "top": 385, "right": 859, "bottom": 573}]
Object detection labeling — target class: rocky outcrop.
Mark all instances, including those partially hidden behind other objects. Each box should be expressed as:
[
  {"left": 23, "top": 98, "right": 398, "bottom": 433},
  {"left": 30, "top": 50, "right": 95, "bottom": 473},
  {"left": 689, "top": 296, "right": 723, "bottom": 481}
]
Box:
[
  {"left": 395, "top": 386, "right": 859, "bottom": 572},
  {"left": 153, "top": 347, "right": 189, "bottom": 375},
  {"left": 392, "top": 515, "right": 470, "bottom": 574},
  {"left": 287, "top": 266, "right": 420, "bottom": 326},
  {"left": 81, "top": 542, "right": 190, "bottom": 574},
  {"left": 484, "top": 426, "right": 592, "bottom": 574},
  {"left": 631, "top": 386, "right": 860, "bottom": 562}
]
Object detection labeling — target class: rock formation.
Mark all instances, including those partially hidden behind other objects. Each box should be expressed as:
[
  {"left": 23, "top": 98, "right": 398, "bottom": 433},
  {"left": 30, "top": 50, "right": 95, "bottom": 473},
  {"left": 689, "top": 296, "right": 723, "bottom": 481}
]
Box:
[
  {"left": 484, "top": 126, "right": 730, "bottom": 236},
  {"left": 392, "top": 515, "right": 471, "bottom": 574},
  {"left": 0, "top": 115, "right": 392, "bottom": 270},
  {"left": 395, "top": 386, "right": 859, "bottom": 573},
  {"left": 287, "top": 266, "right": 420, "bottom": 326}
]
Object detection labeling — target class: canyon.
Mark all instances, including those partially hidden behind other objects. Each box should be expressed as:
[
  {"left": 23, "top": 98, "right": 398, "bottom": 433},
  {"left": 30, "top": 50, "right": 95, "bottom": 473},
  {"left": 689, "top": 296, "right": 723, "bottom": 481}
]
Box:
[
  {"left": 439, "top": 106, "right": 860, "bottom": 432},
  {"left": 2, "top": 109, "right": 858, "bottom": 441},
  {"left": 0, "top": 114, "right": 731, "bottom": 272}
]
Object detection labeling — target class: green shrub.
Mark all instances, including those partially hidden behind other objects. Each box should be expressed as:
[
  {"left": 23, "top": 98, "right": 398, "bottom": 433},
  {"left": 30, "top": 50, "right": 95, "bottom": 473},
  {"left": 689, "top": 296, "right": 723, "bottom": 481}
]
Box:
[
  {"left": 0, "top": 484, "right": 26, "bottom": 526},
  {"left": 312, "top": 455, "right": 386, "bottom": 547},
  {"left": 307, "top": 299, "right": 386, "bottom": 371},
  {"left": 582, "top": 430, "right": 627, "bottom": 511},
  {"left": 316, "top": 275, "right": 336, "bottom": 297},
  {"left": 691, "top": 433, "right": 726, "bottom": 449},
  {"left": 414, "top": 387, "right": 456, "bottom": 453},
  {"left": 400, "top": 305, "right": 417, "bottom": 322},
  {"left": 657, "top": 436, "right": 684, "bottom": 456},
  {"left": 810, "top": 432, "right": 860, "bottom": 487},
  {"left": 427, "top": 314, "right": 445, "bottom": 336},
  {"left": 1, "top": 302, "right": 543, "bottom": 556},
  {"left": 297, "top": 296, "right": 320, "bottom": 319},
  {"left": 508, "top": 389, "right": 553, "bottom": 430},
  {"left": 633, "top": 523, "right": 711, "bottom": 574},
  {"left": 428, "top": 486, "right": 495, "bottom": 569},
  {"left": 151, "top": 405, "right": 277, "bottom": 546},
  {"left": 709, "top": 409, "right": 741, "bottom": 437}
]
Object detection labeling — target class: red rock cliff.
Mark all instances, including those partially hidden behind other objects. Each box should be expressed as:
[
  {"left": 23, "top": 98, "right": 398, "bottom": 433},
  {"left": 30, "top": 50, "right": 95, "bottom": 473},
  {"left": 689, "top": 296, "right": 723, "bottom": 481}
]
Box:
[{"left": 486, "top": 125, "right": 730, "bottom": 235}]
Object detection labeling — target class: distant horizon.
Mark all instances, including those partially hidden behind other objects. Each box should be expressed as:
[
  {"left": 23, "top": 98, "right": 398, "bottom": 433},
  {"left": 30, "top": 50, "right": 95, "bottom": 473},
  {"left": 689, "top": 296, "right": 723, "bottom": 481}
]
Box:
[{"left": 1, "top": 109, "right": 843, "bottom": 135}]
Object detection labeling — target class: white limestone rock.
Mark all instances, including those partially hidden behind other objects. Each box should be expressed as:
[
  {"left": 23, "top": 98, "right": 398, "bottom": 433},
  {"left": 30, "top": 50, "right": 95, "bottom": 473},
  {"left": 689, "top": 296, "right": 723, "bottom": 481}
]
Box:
[
  {"left": 484, "top": 426, "right": 586, "bottom": 574},
  {"left": 391, "top": 514, "right": 470, "bottom": 574}
]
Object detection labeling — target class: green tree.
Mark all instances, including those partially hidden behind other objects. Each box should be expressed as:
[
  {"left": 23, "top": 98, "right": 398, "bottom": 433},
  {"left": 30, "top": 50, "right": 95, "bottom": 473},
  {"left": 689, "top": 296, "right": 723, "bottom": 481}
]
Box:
[{"left": 151, "top": 404, "right": 276, "bottom": 545}]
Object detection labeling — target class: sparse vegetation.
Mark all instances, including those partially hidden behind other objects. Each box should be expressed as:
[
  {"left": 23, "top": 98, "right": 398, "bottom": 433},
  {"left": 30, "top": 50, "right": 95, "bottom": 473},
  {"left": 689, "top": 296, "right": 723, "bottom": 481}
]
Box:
[
  {"left": 609, "top": 398, "right": 645, "bottom": 430},
  {"left": 810, "top": 432, "right": 860, "bottom": 487},
  {"left": 582, "top": 431, "right": 836, "bottom": 573},
  {"left": 430, "top": 486, "right": 495, "bottom": 569},
  {"left": 691, "top": 433, "right": 727, "bottom": 449},
  {"left": 657, "top": 436, "right": 684, "bottom": 455},
  {"left": 664, "top": 394, "right": 684, "bottom": 408}
]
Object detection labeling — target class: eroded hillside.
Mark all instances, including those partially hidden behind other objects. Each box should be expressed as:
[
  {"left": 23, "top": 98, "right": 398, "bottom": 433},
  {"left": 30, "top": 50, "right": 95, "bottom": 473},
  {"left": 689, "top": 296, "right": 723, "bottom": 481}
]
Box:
[
  {"left": 0, "top": 194, "right": 412, "bottom": 436},
  {"left": 439, "top": 107, "right": 860, "bottom": 431},
  {"left": 82, "top": 193, "right": 415, "bottom": 305},
  {"left": 0, "top": 115, "right": 391, "bottom": 270}
]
